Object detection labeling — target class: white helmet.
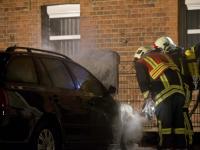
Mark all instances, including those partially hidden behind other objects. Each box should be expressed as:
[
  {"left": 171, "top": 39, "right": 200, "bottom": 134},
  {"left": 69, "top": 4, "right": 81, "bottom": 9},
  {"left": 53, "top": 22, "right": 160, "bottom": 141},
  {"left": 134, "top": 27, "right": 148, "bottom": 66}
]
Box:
[
  {"left": 134, "top": 46, "right": 152, "bottom": 60},
  {"left": 154, "top": 36, "right": 176, "bottom": 53}
]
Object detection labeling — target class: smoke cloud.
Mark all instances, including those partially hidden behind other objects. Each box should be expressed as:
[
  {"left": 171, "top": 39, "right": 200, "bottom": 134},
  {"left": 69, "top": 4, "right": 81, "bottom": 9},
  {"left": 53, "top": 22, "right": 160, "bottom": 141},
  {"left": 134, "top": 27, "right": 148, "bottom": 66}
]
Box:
[
  {"left": 109, "top": 102, "right": 154, "bottom": 150},
  {"left": 69, "top": 48, "right": 120, "bottom": 90},
  {"left": 119, "top": 103, "right": 147, "bottom": 150}
]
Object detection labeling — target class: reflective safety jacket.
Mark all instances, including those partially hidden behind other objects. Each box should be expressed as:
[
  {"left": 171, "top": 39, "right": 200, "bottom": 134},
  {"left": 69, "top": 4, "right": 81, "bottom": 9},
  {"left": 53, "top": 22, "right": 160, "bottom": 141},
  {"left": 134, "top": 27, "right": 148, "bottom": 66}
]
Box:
[{"left": 135, "top": 51, "right": 185, "bottom": 106}]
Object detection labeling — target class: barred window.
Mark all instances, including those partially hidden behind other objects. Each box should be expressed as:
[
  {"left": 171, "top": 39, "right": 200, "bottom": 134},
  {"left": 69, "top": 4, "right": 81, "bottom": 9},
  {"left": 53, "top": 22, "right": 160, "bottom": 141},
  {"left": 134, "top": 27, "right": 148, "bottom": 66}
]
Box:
[
  {"left": 42, "top": 4, "right": 80, "bottom": 57},
  {"left": 185, "top": 0, "right": 200, "bottom": 47}
]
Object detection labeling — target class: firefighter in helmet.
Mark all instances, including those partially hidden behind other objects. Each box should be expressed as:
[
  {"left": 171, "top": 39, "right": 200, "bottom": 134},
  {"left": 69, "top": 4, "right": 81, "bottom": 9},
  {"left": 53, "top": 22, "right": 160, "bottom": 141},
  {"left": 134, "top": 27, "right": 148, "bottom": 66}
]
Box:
[
  {"left": 154, "top": 36, "right": 196, "bottom": 149},
  {"left": 133, "top": 46, "right": 188, "bottom": 149},
  {"left": 154, "top": 36, "right": 198, "bottom": 90}
]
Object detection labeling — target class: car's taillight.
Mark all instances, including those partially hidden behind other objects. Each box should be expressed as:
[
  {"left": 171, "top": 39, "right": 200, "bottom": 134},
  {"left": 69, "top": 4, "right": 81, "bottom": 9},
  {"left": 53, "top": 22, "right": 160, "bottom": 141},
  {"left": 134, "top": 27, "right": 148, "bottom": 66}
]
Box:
[{"left": 0, "top": 89, "right": 8, "bottom": 116}]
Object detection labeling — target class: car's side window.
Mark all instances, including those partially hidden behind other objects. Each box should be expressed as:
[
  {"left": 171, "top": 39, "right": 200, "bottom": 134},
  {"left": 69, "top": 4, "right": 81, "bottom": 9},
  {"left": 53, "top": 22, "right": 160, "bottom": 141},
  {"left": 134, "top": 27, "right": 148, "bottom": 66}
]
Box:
[
  {"left": 34, "top": 58, "right": 52, "bottom": 87},
  {"left": 6, "top": 56, "right": 37, "bottom": 83},
  {"left": 66, "top": 61, "right": 105, "bottom": 96},
  {"left": 41, "top": 58, "right": 75, "bottom": 89}
]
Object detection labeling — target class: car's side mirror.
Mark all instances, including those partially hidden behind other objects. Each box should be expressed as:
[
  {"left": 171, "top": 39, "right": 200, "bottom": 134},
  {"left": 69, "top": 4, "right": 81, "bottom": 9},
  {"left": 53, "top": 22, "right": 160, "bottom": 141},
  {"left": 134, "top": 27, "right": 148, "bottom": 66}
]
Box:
[{"left": 108, "top": 86, "right": 116, "bottom": 94}]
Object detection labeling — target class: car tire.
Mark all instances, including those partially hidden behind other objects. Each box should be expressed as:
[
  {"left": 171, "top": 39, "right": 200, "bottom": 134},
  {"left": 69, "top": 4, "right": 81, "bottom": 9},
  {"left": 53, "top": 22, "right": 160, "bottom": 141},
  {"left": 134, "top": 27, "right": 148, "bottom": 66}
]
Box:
[{"left": 29, "top": 122, "right": 62, "bottom": 150}]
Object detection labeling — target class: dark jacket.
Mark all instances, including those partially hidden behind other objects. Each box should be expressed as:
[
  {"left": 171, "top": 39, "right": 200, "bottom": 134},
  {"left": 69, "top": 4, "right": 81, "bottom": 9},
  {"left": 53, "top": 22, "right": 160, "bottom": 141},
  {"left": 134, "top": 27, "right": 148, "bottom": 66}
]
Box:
[{"left": 134, "top": 51, "right": 185, "bottom": 107}]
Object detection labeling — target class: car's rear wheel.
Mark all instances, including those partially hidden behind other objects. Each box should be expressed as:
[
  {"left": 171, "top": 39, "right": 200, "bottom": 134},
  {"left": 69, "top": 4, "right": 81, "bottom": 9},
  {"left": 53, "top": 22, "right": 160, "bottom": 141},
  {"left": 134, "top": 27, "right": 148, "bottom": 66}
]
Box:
[{"left": 30, "top": 122, "right": 62, "bottom": 150}]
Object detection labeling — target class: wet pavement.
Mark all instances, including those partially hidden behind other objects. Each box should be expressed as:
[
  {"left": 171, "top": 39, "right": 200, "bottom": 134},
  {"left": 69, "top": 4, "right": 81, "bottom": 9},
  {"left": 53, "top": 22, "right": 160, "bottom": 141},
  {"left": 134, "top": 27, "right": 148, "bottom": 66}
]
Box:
[
  {"left": 1, "top": 132, "right": 200, "bottom": 150},
  {"left": 139, "top": 131, "right": 200, "bottom": 150}
]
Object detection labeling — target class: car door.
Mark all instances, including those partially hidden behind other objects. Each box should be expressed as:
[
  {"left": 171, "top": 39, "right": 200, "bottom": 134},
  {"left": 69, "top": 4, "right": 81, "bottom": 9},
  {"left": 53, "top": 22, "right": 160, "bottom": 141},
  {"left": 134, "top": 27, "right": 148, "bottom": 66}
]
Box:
[{"left": 39, "top": 57, "right": 91, "bottom": 145}]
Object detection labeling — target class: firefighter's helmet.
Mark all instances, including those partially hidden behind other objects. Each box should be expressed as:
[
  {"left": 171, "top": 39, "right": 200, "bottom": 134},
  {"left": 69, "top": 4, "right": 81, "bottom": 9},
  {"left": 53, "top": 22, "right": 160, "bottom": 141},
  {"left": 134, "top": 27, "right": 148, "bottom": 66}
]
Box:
[
  {"left": 134, "top": 46, "right": 152, "bottom": 60},
  {"left": 154, "top": 36, "right": 176, "bottom": 53}
]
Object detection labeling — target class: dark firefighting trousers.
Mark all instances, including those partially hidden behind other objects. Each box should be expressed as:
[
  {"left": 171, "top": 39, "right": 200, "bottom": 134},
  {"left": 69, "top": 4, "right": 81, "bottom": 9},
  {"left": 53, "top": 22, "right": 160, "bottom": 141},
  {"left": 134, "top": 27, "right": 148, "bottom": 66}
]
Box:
[{"left": 155, "top": 93, "right": 187, "bottom": 149}]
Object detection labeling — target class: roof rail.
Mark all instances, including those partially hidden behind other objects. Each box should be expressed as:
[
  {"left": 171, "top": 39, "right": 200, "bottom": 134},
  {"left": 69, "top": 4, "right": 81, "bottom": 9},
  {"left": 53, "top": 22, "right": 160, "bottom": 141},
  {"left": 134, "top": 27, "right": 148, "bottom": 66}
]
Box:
[{"left": 6, "top": 46, "right": 71, "bottom": 60}]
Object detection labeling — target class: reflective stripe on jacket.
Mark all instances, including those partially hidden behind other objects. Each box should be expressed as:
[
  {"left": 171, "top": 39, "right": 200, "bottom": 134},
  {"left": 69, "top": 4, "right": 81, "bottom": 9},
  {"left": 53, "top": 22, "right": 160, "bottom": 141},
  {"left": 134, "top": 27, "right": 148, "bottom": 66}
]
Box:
[
  {"left": 136, "top": 52, "right": 185, "bottom": 106},
  {"left": 141, "top": 53, "right": 179, "bottom": 80}
]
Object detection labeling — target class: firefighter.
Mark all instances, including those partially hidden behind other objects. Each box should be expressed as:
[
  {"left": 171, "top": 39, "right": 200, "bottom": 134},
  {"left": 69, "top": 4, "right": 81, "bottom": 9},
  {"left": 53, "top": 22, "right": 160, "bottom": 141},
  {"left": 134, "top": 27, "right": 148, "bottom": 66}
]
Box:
[
  {"left": 154, "top": 37, "right": 196, "bottom": 90},
  {"left": 154, "top": 36, "right": 197, "bottom": 148},
  {"left": 133, "top": 46, "right": 188, "bottom": 149}
]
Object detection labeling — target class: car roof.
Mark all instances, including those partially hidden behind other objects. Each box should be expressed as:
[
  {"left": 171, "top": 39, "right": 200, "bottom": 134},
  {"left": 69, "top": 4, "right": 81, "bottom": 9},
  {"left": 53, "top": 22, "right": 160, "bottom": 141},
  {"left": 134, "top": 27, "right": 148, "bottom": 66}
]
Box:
[{"left": 4, "top": 46, "right": 73, "bottom": 61}]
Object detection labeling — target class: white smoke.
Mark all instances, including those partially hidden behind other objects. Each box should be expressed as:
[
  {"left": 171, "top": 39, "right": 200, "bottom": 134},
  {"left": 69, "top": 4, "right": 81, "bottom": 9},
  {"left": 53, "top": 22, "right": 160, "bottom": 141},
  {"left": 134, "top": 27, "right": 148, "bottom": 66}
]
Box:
[
  {"left": 119, "top": 103, "right": 149, "bottom": 150},
  {"left": 70, "top": 48, "right": 120, "bottom": 90},
  {"left": 106, "top": 102, "right": 152, "bottom": 150},
  {"left": 41, "top": 42, "right": 120, "bottom": 90}
]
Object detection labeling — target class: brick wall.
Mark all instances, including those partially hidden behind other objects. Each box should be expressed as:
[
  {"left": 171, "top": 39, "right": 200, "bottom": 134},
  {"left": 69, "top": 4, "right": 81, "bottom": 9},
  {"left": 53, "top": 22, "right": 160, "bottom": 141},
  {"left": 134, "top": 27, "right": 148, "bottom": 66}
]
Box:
[
  {"left": 0, "top": 0, "right": 80, "bottom": 49},
  {"left": 81, "top": 0, "right": 179, "bottom": 111},
  {"left": 0, "top": 0, "right": 178, "bottom": 111}
]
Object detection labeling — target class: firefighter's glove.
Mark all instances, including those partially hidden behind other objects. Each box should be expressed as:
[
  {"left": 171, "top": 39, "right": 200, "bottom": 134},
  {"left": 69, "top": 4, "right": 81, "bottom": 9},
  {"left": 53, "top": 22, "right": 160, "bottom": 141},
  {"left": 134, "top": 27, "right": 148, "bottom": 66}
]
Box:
[
  {"left": 193, "top": 76, "right": 199, "bottom": 90},
  {"left": 142, "top": 98, "right": 155, "bottom": 120}
]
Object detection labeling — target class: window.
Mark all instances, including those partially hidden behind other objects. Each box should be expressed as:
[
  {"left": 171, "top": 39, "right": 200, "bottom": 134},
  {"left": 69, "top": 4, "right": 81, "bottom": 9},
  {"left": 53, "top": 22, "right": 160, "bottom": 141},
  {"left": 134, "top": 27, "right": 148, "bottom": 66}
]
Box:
[
  {"left": 6, "top": 56, "right": 37, "bottom": 83},
  {"left": 187, "top": 9, "right": 200, "bottom": 46},
  {"left": 41, "top": 58, "right": 75, "bottom": 89},
  {"left": 35, "top": 58, "right": 52, "bottom": 87},
  {"left": 179, "top": 0, "right": 200, "bottom": 47},
  {"left": 66, "top": 62, "right": 106, "bottom": 96},
  {"left": 42, "top": 4, "right": 80, "bottom": 57},
  {"left": 185, "top": 0, "right": 200, "bottom": 10}
]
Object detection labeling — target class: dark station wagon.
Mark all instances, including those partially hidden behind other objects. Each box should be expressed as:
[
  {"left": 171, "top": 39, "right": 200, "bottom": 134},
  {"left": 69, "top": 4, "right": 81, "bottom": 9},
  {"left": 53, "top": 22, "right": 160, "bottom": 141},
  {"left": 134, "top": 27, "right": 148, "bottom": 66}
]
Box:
[{"left": 0, "top": 46, "right": 121, "bottom": 150}]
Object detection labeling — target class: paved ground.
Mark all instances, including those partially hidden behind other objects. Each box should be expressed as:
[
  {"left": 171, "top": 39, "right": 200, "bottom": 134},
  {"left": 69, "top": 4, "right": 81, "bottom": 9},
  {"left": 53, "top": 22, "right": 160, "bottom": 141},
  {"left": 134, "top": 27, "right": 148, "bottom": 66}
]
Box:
[
  {"left": 139, "top": 132, "right": 200, "bottom": 150},
  {"left": 1, "top": 132, "right": 200, "bottom": 150}
]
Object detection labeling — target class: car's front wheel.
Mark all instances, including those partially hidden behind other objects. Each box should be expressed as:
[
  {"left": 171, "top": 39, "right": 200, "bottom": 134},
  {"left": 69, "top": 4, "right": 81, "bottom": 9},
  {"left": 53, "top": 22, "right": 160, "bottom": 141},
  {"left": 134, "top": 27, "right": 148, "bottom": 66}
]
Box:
[
  {"left": 37, "top": 128, "right": 55, "bottom": 150},
  {"left": 29, "top": 122, "right": 62, "bottom": 150}
]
